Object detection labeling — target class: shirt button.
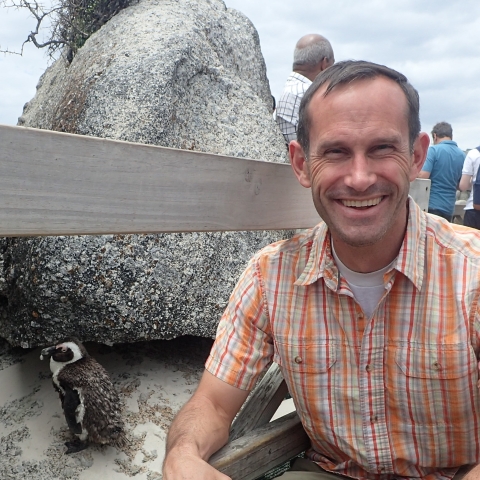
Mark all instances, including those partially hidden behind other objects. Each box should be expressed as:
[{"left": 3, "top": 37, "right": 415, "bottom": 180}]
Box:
[
  {"left": 294, "top": 356, "right": 303, "bottom": 364},
  {"left": 370, "top": 415, "right": 378, "bottom": 423},
  {"left": 357, "top": 312, "right": 364, "bottom": 319},
  {"left": 365, "top": 364, "right": 372, "bottom": 372},
  {"left": 432, "top": 361, "right": 441, "bottom": 370}
]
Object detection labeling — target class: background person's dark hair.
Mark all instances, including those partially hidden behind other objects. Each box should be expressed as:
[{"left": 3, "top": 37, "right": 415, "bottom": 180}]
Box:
[
  {"left": 431, "top": 122, "right": 453, "bottom": 139},
  {"left": 296, "top": 60, "right": 421, "bottom": 156}
]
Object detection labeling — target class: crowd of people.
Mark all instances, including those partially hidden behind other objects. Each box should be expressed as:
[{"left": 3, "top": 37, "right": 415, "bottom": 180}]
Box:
[{"left": 162, "top": 37, "right": 480, "bottom": 480}]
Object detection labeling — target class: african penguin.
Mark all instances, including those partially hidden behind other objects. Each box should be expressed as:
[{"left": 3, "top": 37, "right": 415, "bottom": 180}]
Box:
[{"left": 40, "top": 337, "right": 128, "bottom": 454}]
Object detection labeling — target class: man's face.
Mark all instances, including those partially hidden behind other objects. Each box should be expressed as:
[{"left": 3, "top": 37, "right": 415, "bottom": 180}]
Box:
[{"left": 290, "top": 77, "right": 427, "bottom": 252}]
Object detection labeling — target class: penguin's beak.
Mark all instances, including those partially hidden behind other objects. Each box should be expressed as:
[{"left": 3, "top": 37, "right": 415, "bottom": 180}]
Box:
[{"left": 40, "top": 346, "right": 56, "bottom": 361}]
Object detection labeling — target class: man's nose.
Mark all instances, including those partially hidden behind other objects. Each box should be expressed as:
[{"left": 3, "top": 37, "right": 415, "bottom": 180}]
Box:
[{"left": 344, "top": 154, "right": 377, "bottom": 191}]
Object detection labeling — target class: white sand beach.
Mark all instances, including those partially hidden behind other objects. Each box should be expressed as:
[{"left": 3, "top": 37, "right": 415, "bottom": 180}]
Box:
[{"left": 0, "top": 336, "right": 213, "bottom": 479}]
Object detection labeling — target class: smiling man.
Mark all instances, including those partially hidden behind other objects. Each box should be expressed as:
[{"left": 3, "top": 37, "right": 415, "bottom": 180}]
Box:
[{"left": 163, "top": 61, "right": 480, "bottom": 480}]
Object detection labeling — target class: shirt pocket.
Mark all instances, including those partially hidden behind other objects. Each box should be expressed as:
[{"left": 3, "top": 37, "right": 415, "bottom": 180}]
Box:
[
  {"left": 273, "top": 340, "right": 337, "bottom": 373},
  {"left": 273, "top": 339, "right": 337, "bottom": 432},
  {"left": 387, "top": 344, "right": 478, "bottom": 428}
]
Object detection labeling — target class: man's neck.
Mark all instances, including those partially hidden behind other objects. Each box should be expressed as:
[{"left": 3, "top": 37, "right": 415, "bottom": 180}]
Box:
[
  {"left": 293, "top": 68, "right": 316, "bottom": 82},
  {"left": 433, "top": 136, "right": 451, "bottom": 145},
  {"left": 331, "top": 240, "right": 401, "bottom": 273}
]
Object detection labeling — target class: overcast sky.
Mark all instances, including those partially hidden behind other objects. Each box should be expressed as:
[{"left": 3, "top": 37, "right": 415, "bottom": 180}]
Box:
[{"left": 1, "top": 0, "right": 480, "bottom": 149}]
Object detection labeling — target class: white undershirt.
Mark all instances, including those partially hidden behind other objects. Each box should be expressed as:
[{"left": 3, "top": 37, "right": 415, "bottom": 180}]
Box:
[{"left": 331, "top": 241, "right": 395, "bottom": 318}]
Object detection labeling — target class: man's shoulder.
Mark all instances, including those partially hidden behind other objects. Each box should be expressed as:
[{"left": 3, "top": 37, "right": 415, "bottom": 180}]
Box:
[
  {"left": 280, "top": 72, "right": 312, "bottom": 95},
  {"left": 253, "top": 224, "right": 324, "bottom": 261},
  {"left": 425, "top": 214, "right": 480, "bottom": 259},
  {"left": 466, "top": 147, "right": 480, "bottom": 161},
  {"left": 426, "top": 144, "right": 439, "bottom": 157},
  {"left": 449, "top": 141, "right": 466, "bottom": 156},
  {"left": 439, "top": 140, "right": 464, "bottom": 154}
]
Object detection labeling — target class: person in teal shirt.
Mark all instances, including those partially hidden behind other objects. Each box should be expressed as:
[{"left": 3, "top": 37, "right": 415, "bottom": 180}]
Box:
[{"left": 417, "top": 122, "right": 465, "bottom": 221}]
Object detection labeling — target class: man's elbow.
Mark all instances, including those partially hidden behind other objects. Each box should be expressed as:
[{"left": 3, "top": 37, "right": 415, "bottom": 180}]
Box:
[{"left": 459, "top": 175, "right": 472, "bottom": 191}]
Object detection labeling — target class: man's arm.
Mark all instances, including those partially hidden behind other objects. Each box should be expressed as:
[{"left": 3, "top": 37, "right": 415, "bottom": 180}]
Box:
[
  {"left": 459, "top": 173, "right": 472, "bottom": 192},
  {"left": 463, "top": 465, "right": 480, "bottom": 480},
  {"left": 162, "top": 369, "right": 250, "bottom": 480}
]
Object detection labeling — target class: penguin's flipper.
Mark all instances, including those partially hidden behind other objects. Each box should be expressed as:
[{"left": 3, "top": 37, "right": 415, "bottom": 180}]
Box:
[{"left": 62, "top": 385, "right": 83, "bottom": 435}]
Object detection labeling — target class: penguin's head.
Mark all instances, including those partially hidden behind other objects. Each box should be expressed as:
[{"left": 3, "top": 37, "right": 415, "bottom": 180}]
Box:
[{"left": 40, "top": 337, "right": 88, "bottom": 363}]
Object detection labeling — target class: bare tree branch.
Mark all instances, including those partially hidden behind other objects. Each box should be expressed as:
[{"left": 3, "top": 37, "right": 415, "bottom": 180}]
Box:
[{"left": 1, "top": 0, "right": 134, "bottom": 62}]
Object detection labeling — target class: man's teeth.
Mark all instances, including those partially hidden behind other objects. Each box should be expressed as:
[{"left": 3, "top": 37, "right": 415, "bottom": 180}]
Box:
[{"left": 342, "top": 197, "right": 382, "bottom": 207}]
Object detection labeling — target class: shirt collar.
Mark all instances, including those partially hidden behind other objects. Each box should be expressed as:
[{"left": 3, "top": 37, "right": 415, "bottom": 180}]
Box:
[
  {"left": 437, "top": 140, "right": 457, "bottom": 147},
  {"left": 289, "top": 72, "right": 312, "bottom": 84},
  {"left": 294, "top": 197, "right": 426, "bottom": 291}
]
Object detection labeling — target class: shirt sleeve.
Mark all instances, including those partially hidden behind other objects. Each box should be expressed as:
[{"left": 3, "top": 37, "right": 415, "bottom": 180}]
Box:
[
  {"left": 462, "top": 150, "right": 476, "bottom": 176},
  {"left": 205, "top": 257, "right": 274, "bottom": 391},
  {"left": 276, "top": 116, "right": 297, "bottom": 143},
  {"left": 421, "top": 146, "right": 436, "bottom": 173}
]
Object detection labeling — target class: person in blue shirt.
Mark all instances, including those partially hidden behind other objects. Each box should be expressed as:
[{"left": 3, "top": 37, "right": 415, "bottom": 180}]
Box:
[{"left": 417, "top": 122, "right": 465, "bottom": 221}]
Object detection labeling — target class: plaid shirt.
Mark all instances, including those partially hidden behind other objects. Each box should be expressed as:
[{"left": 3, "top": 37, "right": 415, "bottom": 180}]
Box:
[
  {"left": 206, "top": 198, "right": 480, "bottom": 480},
  {"left": 275, "top": 72, "right": 312, "bottom": 143}
]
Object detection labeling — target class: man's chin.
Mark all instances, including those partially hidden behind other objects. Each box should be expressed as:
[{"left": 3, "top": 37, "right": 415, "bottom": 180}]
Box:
[{"left": 332, "top": 226, "right": 388, "bottom": 249}]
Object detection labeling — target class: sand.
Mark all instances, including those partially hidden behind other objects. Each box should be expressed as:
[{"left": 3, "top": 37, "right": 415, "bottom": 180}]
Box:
[{"left": 0, "top": 336, "right": 213, "bottom": 479}]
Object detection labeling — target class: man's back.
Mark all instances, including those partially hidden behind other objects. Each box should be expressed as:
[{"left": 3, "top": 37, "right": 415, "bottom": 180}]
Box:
[
  {"left": 423, "top": 140, "right": 465, "bottom": 216},
  {"left": 275, "top": 72, "right": 312, "bottom": 144},
  {"left": 275, "top": 34, "right": 334, "bottom": 144}
]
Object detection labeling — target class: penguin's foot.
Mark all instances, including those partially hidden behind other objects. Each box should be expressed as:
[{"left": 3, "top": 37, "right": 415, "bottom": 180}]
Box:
[{"left": 65, "top": 439, "right": 88, "bottom": 454}]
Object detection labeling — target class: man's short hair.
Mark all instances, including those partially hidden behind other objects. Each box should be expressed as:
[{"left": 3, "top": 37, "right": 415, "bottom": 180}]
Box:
[
  {"left": 431, "top": 122, "right": 453, "bottom": 139},
  {"left": 293, "top": 38, "right": 334, "bottom": 69},
  {"left": 296, "top": 60, "right": 421, "bottom": 156}
]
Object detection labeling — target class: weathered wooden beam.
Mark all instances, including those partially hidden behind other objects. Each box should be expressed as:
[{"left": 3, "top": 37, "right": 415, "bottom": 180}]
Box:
[
  {"left": 0, "top": 124, "right": 319, "bottom": 236},
  {"left": 0, "top": 125, "right": 430, "bottom": 237},
  {"left": 229, "top": 362, "right": 289, "bottom": 441},
  {"left": 408, "top": 175, "right": 430, "bottom": 212},
  {"left": 209, "top": 411, "right": 310, "bottom": 480}
]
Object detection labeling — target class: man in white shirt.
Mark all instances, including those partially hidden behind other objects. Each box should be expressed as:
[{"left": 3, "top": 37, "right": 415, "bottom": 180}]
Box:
[
  {"left": 276, "top": 34, "right": 334, "bottom": 145},
  {"left": 459, "top": 146, "right": 480, "bottom": 229}
]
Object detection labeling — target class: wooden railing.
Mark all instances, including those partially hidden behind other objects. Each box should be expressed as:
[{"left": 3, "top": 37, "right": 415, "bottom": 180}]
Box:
[{"left": 0, "top": 124, "right": 430, "bottom": 236}]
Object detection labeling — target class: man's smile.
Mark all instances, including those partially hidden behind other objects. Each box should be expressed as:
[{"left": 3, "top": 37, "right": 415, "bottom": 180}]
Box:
[{"left": 340, "top": 196, "right": 384, "bottom": 208}]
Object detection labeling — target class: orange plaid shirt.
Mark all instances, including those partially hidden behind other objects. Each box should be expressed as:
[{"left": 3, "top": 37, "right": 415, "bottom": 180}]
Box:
[{"left": 206, "top": 199, "right": 480, "bottom": 480}]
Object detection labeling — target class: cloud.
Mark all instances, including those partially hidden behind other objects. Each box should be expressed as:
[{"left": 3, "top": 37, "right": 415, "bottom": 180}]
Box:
[
  {"left": 1, "top": 0, "right": 479, "bottom": 148},
  {"left": 224, "top": 0, "right": 480, "bottom": 148}
]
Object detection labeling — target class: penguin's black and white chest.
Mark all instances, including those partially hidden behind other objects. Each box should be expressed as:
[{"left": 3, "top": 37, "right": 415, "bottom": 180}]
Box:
[{"left": 52, "top": 360, "right": 88, "bottom": 441}]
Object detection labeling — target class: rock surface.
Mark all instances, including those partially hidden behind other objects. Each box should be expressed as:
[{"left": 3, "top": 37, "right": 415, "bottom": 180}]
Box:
[{"left": 1, "top": 0, "right": 291, "bottom": 347}]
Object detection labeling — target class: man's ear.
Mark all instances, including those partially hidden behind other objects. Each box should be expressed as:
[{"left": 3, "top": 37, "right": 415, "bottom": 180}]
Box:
[
  {"left": 320, "top": 57, "right": 331, "bottom": 72},
  {"left": 409, "top": 132, "right": 430, "bottom": 181},
  {"left": 289, "top": 140, "right": 311, "bottom": 188}
]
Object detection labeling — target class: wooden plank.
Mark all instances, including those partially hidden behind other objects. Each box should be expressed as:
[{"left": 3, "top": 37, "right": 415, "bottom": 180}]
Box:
[
  {"left": 0, "top": 124, "right": 319, "bottom": 236},
  {"left": 0, "top": 125, "right": 431, "bottom": 237},
  {"left": 209, "top": 411, "right": 310, "bottom": 480},
  {"left": 408, "top": 178, "right": 430, "bottom": 212},
  {"left": 229, "top": 362, "right": 289, "bottom": 441}
]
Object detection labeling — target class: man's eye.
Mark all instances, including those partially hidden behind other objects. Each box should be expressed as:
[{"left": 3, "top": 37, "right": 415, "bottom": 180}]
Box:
[
  {"left": 374, "top": 144, "right": 394, "bottom": 153},
  {"left": 325, "top": 149, "right": 345, "bottom": 157}
]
